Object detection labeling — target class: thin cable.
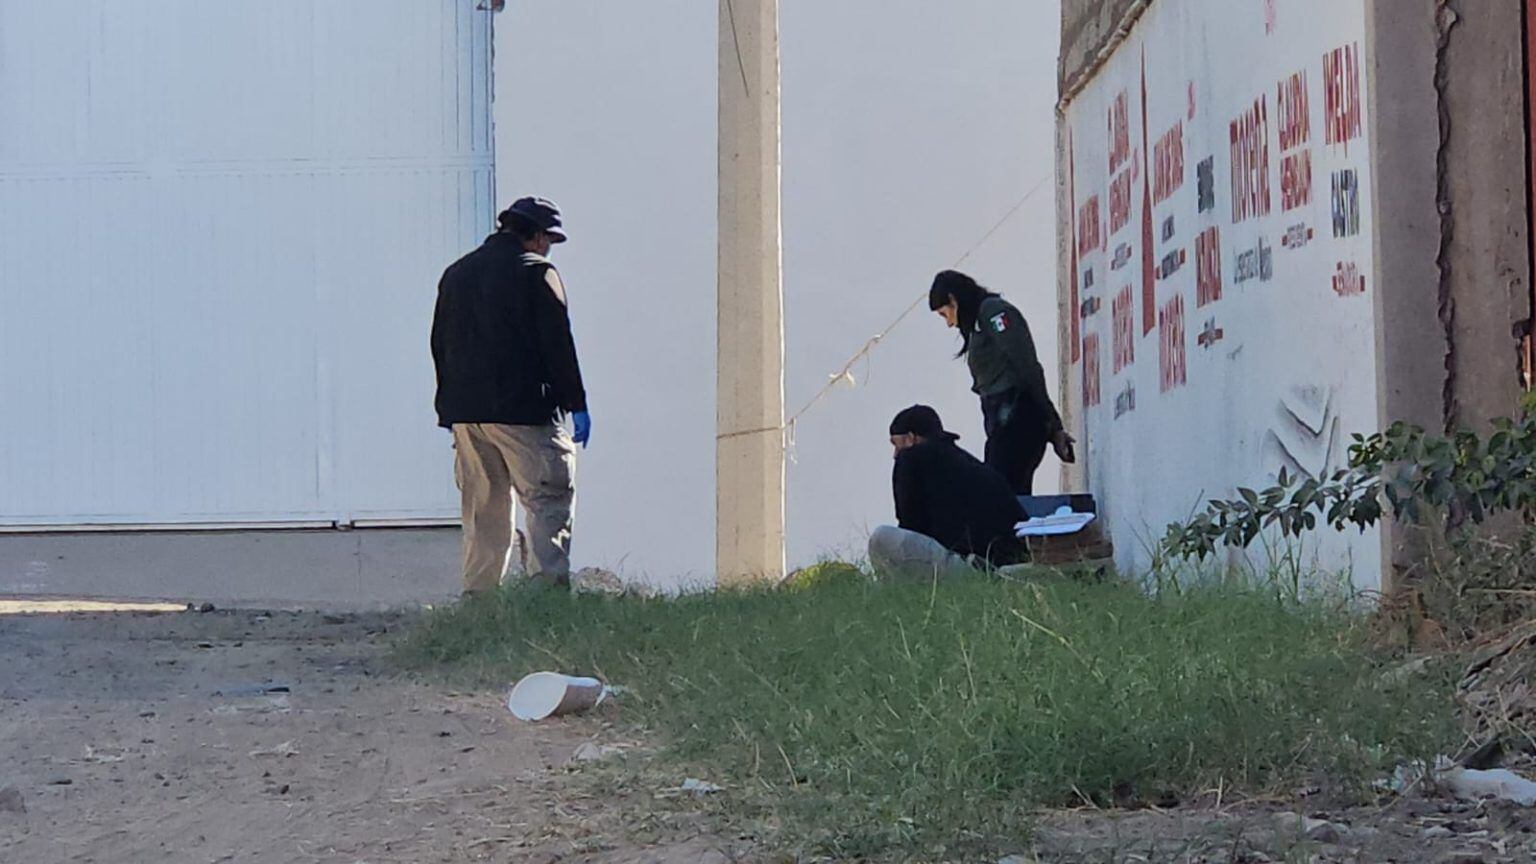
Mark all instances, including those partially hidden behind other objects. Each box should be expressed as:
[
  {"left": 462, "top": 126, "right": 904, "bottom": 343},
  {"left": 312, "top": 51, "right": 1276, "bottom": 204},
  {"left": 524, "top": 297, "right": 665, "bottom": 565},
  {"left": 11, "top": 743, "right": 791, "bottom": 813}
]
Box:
[
  {"left": 724, "top": 0, "right": 751, "bottom": 95},
  {"left": 717, "top": 172, "right": 1054, "bottom": 444}
]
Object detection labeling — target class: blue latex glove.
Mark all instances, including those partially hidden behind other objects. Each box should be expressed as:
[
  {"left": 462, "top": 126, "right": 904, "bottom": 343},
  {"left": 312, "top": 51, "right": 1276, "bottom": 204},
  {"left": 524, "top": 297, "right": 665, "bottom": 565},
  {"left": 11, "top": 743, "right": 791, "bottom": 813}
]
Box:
[{"left": 571, "top": 411, "right": 592, "bottom": 448}]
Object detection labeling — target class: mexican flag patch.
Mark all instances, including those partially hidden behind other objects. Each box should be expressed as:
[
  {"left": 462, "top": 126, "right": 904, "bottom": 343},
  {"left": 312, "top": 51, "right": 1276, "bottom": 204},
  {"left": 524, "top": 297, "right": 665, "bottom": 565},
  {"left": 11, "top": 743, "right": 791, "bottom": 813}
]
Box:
[{"left": 990, "top": 312, "right": 1010, "bottom": 333}]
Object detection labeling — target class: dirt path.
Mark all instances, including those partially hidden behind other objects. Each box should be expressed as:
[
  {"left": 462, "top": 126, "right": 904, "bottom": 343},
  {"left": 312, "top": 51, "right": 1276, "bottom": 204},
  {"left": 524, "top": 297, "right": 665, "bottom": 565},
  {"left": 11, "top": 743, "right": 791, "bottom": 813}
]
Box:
[{"left": 0, "top": 608, "right": 731, "bottom": 864}]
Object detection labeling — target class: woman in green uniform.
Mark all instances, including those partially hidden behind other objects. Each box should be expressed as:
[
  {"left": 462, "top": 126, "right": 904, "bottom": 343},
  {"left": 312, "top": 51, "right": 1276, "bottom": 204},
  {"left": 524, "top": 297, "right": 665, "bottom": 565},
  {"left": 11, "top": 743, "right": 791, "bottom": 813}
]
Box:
[{"left": 928, "top": 270, "right": 1074, "bottom": 495}]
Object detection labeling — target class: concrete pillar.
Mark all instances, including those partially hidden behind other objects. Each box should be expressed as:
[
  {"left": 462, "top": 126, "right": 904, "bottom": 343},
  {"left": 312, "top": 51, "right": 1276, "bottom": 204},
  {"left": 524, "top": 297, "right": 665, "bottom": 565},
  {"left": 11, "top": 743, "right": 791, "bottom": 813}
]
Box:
[
  {"left": 716, "top": 0, "right": 785, "bottom": 586},
  {"left": 1436, "top": 0, "right": 1530, "bottom": 433},
  {"left": 1365, "top": 0, "right": 1446, "bottom": 592},
  {"left": 1367, "top": 0, "right": 1534, "bottom": 591}
]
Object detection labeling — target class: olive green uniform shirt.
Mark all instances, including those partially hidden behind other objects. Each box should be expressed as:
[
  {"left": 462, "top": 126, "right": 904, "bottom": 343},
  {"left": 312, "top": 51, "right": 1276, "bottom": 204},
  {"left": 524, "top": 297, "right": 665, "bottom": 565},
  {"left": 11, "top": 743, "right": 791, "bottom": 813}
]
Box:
[{"left": 965, "top": 296, "right": 1063, "bottom": 433}]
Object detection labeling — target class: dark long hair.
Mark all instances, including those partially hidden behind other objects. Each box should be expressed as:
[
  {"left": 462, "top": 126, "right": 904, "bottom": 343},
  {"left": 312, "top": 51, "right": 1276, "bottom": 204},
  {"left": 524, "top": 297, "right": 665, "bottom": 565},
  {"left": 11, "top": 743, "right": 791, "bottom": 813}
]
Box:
[{"left": 928, "top": 270, "right": 998, "bottom": 356}]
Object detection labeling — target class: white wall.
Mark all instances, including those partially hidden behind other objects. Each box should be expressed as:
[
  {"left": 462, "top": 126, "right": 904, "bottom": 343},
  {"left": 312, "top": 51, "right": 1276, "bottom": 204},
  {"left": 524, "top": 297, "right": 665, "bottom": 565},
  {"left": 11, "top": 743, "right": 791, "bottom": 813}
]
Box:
[
  {"left": 781, "top": 1, "right": 1061, "bottom": 566},
  {"left": 1061, "top": 0, "right": 1380, "bottom": 585},
  {"left": 495, "top": 2, "right": 1061, "bottom": 581},
  {"left": 493, "top": 2, "right": 719, "bottom": 585},
  {"left": 0, "top": 0, "right": 489, "bottom": 527}
]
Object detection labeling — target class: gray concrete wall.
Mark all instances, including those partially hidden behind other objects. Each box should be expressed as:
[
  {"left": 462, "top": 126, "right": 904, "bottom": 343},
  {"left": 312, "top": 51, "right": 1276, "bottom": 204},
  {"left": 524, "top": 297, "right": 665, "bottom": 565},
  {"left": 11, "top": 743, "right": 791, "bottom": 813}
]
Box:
[
  {"left": 1367, "top": 0, "right": 1533, "bottom": 588},
  {"left": 1437, "top": 0, "right": 1531, "bottom": 432},
  {"left": 1366, "top": 0, "right": 1448, "bottom": 590},
  {"left": 1059, "top": 0, "right": 1146, "bottom": 97},
  {"left": 1363, "top": 0, "right": 1529, "bottom": 437},
  {"left": 1367, "top": 0, "right": 1446, "bottom": 438},
  {"left": 0, "top": 529, "right": 461, "bottom": 611}
]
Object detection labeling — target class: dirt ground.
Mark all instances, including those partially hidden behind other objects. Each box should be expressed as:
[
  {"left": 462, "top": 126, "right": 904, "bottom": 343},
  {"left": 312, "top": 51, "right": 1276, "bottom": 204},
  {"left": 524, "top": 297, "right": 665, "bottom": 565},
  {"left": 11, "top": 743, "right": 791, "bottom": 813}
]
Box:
[
  {"left": 1025, "top": 796, "right": 1536, "bottom": 863},
  {"left": 0, "top": 607, "right": 736, "bottom": 864},
  {"left": 7, "top": 607, "right": 1536, "bottom": 864}
]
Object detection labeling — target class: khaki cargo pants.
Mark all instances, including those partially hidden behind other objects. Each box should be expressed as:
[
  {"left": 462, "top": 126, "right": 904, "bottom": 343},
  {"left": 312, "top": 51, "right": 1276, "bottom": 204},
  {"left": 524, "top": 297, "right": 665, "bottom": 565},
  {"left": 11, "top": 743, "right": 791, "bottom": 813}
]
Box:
[{"left": 453, "top": 423, "right": 577, "bottom": 594}]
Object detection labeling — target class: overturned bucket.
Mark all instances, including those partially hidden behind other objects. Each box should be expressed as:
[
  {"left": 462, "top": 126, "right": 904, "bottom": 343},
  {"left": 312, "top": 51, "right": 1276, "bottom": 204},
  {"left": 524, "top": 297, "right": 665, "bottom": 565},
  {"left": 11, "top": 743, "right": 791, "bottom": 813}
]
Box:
[{"left": 507, "top": 672, "right": 606, "bottom": 721}]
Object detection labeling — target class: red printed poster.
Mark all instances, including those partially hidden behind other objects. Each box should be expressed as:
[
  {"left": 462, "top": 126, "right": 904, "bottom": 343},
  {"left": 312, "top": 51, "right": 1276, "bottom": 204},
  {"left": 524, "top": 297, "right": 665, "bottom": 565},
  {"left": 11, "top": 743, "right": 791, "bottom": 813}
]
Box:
[{"left": 1158, "top": 295, "right": 1188, "bottom": 392}]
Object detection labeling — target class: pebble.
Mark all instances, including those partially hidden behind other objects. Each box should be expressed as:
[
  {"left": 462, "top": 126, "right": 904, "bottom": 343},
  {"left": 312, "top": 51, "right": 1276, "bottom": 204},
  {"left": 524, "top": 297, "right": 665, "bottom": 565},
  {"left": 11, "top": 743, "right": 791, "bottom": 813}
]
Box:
[
  {"left": 1423, "top": 826, "right": 1455, "bottom": 840},
  {"left": 45, "top": 776, "right": 72, "bottom": 786},
  {"left": 1307, "top": 821, "right": 1345, "bottom": 845},
  {"left": 1275, "top": 813, "right": 1345, "bottom": 843},
  {"left": 0, "top": 787, "right": 25, "bottom": 814},
  {"left": 569, "top": 742, "right": 625, "bottom": 764}
]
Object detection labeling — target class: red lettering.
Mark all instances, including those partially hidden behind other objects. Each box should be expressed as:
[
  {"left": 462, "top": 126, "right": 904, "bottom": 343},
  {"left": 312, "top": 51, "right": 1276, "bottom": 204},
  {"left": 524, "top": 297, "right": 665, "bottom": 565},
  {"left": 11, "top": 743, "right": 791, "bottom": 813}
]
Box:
[
  {"left": 1082, "top": 333, "right": 1102, "bottom": 408},
  {"left": 1112, "top": 286, "right": 1136, "bottom": 373},
  {"left": 1152, "top": 121, "right": 1185, "bottom": 206},
  {"left": 1332, "top": 261, "right": 1366, "bottom": 296},
  {"left": 1276, "top": 70, "right": 1311, "bottom": 152},
  {"left": 1109, "top": 170, "right": 1135, "bottom": 235},
  {"left": 1077, "top": 196, "right": 1102, "bottom": 260},
  {"left": 1324, "top": 43, "right": 1363, "bottom": 151},
  {"left": 1229, "top": 97, "right": 1272, "bottom": 223},
  {"left": 1108, "top": 91, "right": 1132, "bottom": 174},
  {"left": 1159, "top": 294, "right": 1188, "bottom": 393},
  {"left": 1280, "top": 150, "right": 1313, "bottom": 211},
  {"left": 1195, "top": 227, "right": 1223, "bottom": 307}
]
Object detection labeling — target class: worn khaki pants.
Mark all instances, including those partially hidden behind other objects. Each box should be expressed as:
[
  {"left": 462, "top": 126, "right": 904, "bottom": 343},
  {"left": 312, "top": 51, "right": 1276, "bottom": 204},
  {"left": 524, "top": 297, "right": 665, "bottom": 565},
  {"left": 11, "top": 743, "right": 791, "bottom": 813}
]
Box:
[{"left": 453, "top": 423, "right": 576, "bottom": 594}]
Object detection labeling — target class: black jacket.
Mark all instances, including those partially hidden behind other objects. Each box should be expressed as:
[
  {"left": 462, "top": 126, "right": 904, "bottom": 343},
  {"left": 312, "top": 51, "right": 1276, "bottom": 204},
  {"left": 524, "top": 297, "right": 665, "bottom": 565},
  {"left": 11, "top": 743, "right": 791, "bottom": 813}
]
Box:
[
  {"left": 431, "top": 234, "right": 588, "bottom": 427},
  {"left": 893, "top": 438, "right": 1026, "bottom": 560}
]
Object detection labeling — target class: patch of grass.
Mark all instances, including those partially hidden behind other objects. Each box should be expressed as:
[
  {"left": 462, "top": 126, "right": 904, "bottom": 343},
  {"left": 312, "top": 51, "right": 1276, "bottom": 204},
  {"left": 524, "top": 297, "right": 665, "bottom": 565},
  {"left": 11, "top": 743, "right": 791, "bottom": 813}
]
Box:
[{"left": 396, "top": 573, "right": 1457, "bottom": 859}]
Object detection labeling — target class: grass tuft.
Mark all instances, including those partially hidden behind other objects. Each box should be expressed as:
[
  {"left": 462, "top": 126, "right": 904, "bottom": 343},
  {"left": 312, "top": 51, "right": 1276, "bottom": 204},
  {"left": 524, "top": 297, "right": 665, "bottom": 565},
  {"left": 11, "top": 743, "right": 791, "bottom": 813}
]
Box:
[{"left": 396, "top": 571, "right": 1456, "bottom": 857}]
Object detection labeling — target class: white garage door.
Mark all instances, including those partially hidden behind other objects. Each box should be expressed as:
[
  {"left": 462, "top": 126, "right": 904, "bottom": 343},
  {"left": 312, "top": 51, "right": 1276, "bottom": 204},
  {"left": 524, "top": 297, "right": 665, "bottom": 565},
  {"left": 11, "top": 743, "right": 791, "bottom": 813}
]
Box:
[{"left": 0, "top": 1, "right": 491, "bottom": 527}]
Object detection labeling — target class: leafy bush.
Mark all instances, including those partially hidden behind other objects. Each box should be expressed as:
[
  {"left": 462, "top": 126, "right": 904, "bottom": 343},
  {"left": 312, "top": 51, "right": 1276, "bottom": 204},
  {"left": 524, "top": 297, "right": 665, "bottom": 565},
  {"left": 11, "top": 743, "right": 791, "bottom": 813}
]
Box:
[{"left": 1162, "top": 394, "right": 1536, "bottom": 562}]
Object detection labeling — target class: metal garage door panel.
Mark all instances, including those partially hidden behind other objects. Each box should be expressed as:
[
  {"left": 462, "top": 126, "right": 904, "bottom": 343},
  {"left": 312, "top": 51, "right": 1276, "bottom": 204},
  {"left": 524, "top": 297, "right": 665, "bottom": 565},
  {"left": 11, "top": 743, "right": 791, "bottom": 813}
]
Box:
[{"left": 0, "top": 1, "right": 489, "bottom": 526}]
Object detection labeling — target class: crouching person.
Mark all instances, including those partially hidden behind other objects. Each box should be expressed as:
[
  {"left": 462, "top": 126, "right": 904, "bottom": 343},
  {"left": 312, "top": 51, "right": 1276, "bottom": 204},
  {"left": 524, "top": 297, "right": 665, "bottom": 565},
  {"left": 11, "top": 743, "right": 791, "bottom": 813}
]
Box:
[{"left": 869, "top": 405, "right": 1027, "bottom": 580}]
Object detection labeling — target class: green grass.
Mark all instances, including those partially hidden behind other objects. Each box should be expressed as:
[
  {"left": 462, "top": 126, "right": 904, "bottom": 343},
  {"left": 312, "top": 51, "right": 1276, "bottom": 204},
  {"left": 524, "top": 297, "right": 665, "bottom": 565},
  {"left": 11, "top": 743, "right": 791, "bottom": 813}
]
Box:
[{"left": 396, "top": 572, "right": 1457, "bottom": 859}]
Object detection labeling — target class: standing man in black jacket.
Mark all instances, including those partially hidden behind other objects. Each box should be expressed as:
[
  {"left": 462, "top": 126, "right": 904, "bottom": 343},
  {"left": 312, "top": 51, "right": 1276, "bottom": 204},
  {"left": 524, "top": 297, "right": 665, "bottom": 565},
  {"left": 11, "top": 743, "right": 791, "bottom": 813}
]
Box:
[
  {"left": 431, "top": 197, "right": 591, "bottom": 595},
  {"left": 868, "top": 405, "right": 1026, "bottom": 578}
]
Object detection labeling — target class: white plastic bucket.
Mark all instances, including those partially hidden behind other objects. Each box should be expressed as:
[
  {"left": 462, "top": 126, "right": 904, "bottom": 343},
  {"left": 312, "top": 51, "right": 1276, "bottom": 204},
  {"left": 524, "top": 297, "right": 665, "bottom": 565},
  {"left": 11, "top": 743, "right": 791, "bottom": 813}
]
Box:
[{"left": 507, "top": 672, "right": 605, "bottom": 721}]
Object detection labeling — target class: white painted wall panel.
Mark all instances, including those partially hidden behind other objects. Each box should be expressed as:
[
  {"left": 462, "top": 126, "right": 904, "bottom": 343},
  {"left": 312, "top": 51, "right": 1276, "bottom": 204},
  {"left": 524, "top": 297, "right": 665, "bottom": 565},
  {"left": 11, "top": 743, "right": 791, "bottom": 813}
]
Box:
[
  {"left": 495, "top": 2, "right": 1059, "bottom": 581},
  {"left": 1062, "top": 0, "right": 1380, "bottom": 586},
  {"left": 0, "top": 1, "right": 491, "bottom": 525}
]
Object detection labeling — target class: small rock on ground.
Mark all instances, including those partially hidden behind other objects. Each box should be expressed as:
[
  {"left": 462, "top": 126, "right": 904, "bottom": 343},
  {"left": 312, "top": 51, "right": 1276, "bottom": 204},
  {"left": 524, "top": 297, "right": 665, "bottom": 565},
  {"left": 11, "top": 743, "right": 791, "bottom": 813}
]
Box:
[
  {"left": 568, "top": 742, "right": 626, "bottom": 764},
  {"left": 0, "top": 787, "right": 25, "bottom": 814},
  {"left": 1276, "top": 812, "right": 1345, "bottom": 844},
  {"left": 572, "top": 568, "right": 626, "bottom": 596},
  {"left": 1423, "top": 826, "right": 1456, "bottom": 840}
]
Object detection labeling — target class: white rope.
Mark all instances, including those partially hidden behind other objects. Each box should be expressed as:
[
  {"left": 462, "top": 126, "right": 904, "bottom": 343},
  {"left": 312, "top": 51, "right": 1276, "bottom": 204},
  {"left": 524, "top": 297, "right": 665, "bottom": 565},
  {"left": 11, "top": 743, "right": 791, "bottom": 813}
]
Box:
[{"left": 717, "top": 172, "right": 1054, "bottom": 447}]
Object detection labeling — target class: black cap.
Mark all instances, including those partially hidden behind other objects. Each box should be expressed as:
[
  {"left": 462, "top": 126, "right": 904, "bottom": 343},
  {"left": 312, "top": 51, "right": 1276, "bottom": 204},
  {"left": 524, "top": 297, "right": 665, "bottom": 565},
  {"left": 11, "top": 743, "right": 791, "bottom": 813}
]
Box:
[
  {"left": 889, "top": 405, "right": 959, "bottom": 441},
  {"left": 498, "top": 196, "right": 567, "bottom": 243}
]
